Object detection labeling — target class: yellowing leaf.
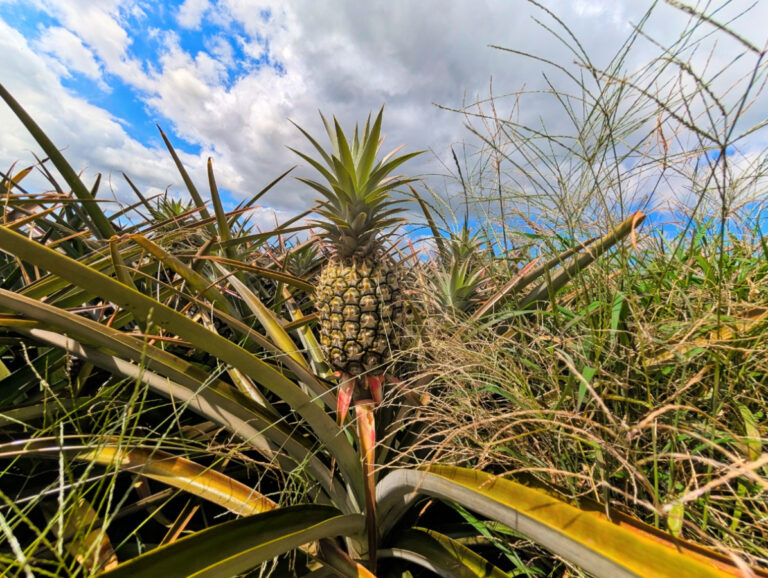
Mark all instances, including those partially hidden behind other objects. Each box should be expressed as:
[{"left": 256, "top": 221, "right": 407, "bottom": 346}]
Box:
[
  {"left": 377, "top": 465, "right": 759, "bottom": 578},
  {"left": 80, "top": 444, "right": 278, "bottom": 516},
  {"left": 100, "top": 506, "right": 364, "bottom": 578},
  {"left": 647, "top": 307, "right": 768, "bottom": 367}
]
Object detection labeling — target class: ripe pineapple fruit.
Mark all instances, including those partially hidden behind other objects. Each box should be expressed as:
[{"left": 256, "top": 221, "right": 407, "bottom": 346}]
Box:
[{"left": 292, "top": 108, "right": 420, "bottom": 381}]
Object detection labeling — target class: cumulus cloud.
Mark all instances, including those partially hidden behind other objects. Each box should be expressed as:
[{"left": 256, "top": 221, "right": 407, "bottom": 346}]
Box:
[
  {"left": 1, "top": 0, "right": 766, "bottom": 220},
  {"left": 177, "top": 0, "right": 211, "bottom": 29},
  {"left": 0, "top": 17, "right": 204, "bottom": 206},
  {"left": 35, "top": 26, "right": 104, "bottom": 85},
  {"left": 31, "top": 0, "right": 154, "bottom": 91}
]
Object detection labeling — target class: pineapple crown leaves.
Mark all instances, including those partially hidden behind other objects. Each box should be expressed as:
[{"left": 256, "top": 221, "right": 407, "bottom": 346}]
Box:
[
  {"left": 290, "top": 107, "right": 422, "bottom": 258},
  {"left": 434, "top": 258, "right": 487, "bottom": 314}
]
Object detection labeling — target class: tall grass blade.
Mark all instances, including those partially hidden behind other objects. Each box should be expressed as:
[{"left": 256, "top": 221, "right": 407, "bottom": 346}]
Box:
[{"left": 0, "top": 83, "right": 116, "bottom": 240}]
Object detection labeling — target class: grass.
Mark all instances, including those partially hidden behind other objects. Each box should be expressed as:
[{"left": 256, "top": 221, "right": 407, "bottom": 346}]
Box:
[
  {"left": 393, "top": 0, "right": 768, "bottom": 572},
  {"left": 0, "top": 1, "right": 766, "bottom": 576},
  {"left": 401, "top": 217, "right": 768, "bottom": 571}
]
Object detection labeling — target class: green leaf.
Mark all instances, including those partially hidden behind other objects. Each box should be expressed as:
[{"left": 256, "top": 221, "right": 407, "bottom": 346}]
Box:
[
  {"left": 199, "top": 255, "right": 314, "bottom": 293},
  {"left": 288, "top": 148, "right": 338, "bottom": 189},
  {"left": 237, "top": 165, "right": 296, "bottom": 213},
  {"left": 520, "top": 212, "right": 646, "bottom": 309},
  {"left": 736, "top": 403, "right": 762, "bottom": 461},
  {"left": 5, "top": 440, "right": 278, "bottom": 516},
  {"left": 156, "top": 125, "right": 213, "bottom": 227},
  {"left": 333, "top": 117, "right": 358, "bottom": 187},
  {"left": 206, "top": 158, "right": 233, "bottom": 253},
  {"left": 223, "top": 269, "right": 310, "bottom": 371},
  {"left": 108, "top": 237, "right": 139, "bottom": 290},
  {"left": 408, "top": 185, "right": 445, "bottom": 257},
  {"left": 0, "top": 224, "right": 363, "bottom": 506},
  {"left": 83, "top": 445, "right": 279, "bottom": 516},
  {"left": 377, "top": 465, "right": 750, "bottom": 577},
  {"left": 0, "top": 293, "right": 352, "bottom": 511},
  {"left": 577, "top": 365, "right": 597, "bottom": 410},
  {"left": 667, "top": 502, "right": 685, "bottom": 538},
  {"left": 610, "top": 291, "right": 625, "bottom": 346},
  {"left": 99, "top": 506, "right": 364, "bottom": 578},
  {"left": 383, "top": 528, "right": 508, "bottom": 578},
  {"left": 356, "top": 108, "right": 384, "bottom": 185},
  {"left": 130, "top": 233, "right": 236, "bottom": 317},
  {"left": 217, "top": 225, "right": 312, "bottom": 251},
  {"left": 290, "top": 119, "right": 334, "bottom": 168},
  {"left": 0, "top": 82, "right": 117, "bottom": 240}
]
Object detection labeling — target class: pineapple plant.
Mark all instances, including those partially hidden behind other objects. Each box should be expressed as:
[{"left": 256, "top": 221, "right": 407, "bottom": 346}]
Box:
[
  {"left": 291, "top": 109, "right": 421, "bottom": 564},
  {"left": 2, "top": 65, "right": 764, "bottom": 575},
  {"left": 291, "top": 108, "right": 420, "bottom": 405}
]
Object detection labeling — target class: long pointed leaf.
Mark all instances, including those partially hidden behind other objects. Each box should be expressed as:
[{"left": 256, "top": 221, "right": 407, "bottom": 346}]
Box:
[
  {"left": 156, "top": 125, "right": 214, "bottom": 231},
  {"left": 408, "top": 185, "right": 445, "bottom": 257},
  {"left": 108, "top": 237, "right": 138, "bottom": 290},
  {"left": 356, "top": 108, "right": 384, "bottom": 185},
  {"left": 130, "top": 234, "right": 236, "bottom": 316},
  {"left": 198, "top": 255, "right": 314, "bottom": 293},
  {"left": 0, "top": 83, "right": 116, "bottom": 239},
  {"left": 377, "top": 465, "right": 761, "bottom": 578},
  {"left": 382, "top": 527, "right": 508, "bottom": 578},
  {"left": 81, "top": 444, "right": 278, "bottom": 516},
  {"left": 0, "top": 224, "right": 362, "bottom": 506},
  {"left": 206, "top": 158, "right": 233, "bottom": 255},
  {"left": 223, "top": 269, "right": 310, "bottom": 370},
  {"left": 0, "top": 295, "right": 352, "bottom": 511},
  {"left": 239, "top": 166, "right": 296, "bottom": 212},
  {"left": 520, "top": 212, "right": 646, "bottom": 309},
  {"left": 4, "top": 439, "right": 278, "bottom": 516},
  {"left": 100, "top": 506, "right": 364, "bottom": 578}
]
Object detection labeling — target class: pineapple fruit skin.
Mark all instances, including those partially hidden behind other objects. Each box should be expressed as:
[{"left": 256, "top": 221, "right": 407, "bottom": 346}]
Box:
[{"left": 315, "top": 256, "right": 403, "bottom": 376}]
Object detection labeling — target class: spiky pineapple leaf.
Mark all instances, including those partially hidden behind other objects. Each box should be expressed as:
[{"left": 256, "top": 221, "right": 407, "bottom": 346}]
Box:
[
  {"left": 377, "top": 465, "right": 757, "bottom": 578},
  {"left": 356, "top": 109, "right": 384, "bottom": 186},
  {"left": 519, "top": 212, "right": 647, "bottom": 309},
  {"left": 0, "top": 82, "right": 116, "bottom": 240},
  {"left": 0, "top": 296, "right": 353, "bottom": 510},
  {"left": 156, "top": 125, "right": 213, "bottom": 227},
  {"left": 0, "top": 228, "right": 363, "bottom": 506},
  {"left": 196, "top": 255, "right": 314, "bottom": 293},
  {"left": 129, "top": 234, "right": 236, "bottom": 316},
  {"left": 383, "top": 528, "right": 509, "bottom": 578},
  {"left": 223, "top": 268, "right": 310, "bottom": 371},
  {"left": 2, "top": 440, "right": 278, "bottom": 516},
  {"left": 206, "top": 157, "right": 233, "bottom": 250},
  {"left": 99, "top": 506, "right": 365, "bottom": 578}
]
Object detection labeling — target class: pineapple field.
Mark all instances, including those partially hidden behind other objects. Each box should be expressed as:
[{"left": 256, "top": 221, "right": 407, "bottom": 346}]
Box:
[{"left": 0, "top": 2, "right": 767, "bottom": 577}]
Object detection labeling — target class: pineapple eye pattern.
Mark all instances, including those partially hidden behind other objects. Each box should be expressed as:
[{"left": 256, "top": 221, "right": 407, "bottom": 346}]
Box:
[{"left": 317, "top": 257, "right": 402, "bottom": 375}]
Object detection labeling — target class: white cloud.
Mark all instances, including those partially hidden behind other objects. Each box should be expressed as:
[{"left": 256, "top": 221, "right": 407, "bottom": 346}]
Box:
[
  {"left": 33, "top": 0, "right": 154, "bottom": 91},
  {"left": 206, "top": 35, "right": 234, "bottom": 67},
  {"left": 35, "top": 26, "right": 104, "bottom": 85},
  {"left": 1, "top": 0, "right": 766, "bottom": 221},
  {"left": 177, "top": 0, "right": 210, "bottom": 29},
  {"left": 0, "top": 17, "right": 203, "bottom": 207}
]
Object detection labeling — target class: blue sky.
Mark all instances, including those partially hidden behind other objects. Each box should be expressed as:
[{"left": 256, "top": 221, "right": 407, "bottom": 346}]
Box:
[
  {"left": 0, "top": 1, "right": 278, "bottom": 154},
  {"left": 1, "top": 0, "right": 766, "bottom": 232}
]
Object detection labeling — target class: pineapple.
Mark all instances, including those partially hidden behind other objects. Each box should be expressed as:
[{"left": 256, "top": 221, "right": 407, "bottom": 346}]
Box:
[
  {"left": 293, "top": 109, "right": 418, "bottom": 565},
  {"left": 292, "top": 108, "right": 420, "bottom": 380}
]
